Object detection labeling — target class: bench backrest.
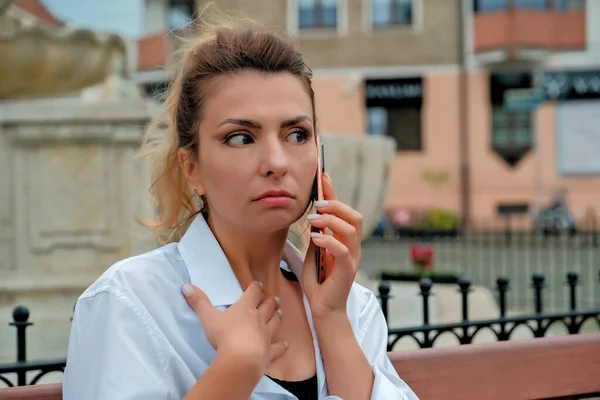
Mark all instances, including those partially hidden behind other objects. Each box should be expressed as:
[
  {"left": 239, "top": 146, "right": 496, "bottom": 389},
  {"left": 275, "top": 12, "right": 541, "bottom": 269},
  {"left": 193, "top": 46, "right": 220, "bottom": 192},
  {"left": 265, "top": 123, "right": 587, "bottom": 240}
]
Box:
[
  {"left": 390, "top": 332, "right": 600, "bottom": 400},
  {"left": 2, "top": 333, "right": 599, "bottom": 400}
]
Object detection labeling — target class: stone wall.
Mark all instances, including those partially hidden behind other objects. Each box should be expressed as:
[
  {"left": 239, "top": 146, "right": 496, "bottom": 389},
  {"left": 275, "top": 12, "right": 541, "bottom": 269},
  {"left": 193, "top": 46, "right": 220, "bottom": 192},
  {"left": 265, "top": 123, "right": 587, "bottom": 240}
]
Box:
[{"left": 0, "top": 99, "right": 158, "bottom": 363}]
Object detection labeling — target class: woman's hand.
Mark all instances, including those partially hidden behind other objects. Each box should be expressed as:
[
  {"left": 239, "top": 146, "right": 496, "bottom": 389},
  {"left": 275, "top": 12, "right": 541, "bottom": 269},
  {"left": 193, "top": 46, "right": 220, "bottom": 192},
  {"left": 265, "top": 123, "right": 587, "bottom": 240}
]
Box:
[
  {"left": 181, "top": 281, "right": 287, "bottom": 376},
  {"left": 301, "top": 173, "right": 363, "bottom": 318}
]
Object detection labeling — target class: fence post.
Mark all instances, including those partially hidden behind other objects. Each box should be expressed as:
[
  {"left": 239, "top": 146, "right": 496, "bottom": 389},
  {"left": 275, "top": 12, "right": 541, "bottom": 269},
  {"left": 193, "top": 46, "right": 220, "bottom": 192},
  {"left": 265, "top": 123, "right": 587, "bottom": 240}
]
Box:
[
  {"left": 532, "top": 273, "right": 545, "bottom": 315},
  {"left": 9, "top": 306, "right": 32, "bottom": 386},
  {"left": 458, "top": 277, "right": 472, "bottom": 322},
  {"left": 496, "top": 276, "right": 509, "bottom": 318},
  {"left": 419, "top": 279, "right": 432, "bottom": 326},
  {"left": 378, "top": 280, "right": 391, "bottom": 327},
  {"left": 566, "top": 271, "right": 579, "bottom": 311},
  {"left": 592, "top": 211, "right": 598, "bottom": 247},
  {"left": 504, "top": 216, "right": 512, "bottom": 246}
]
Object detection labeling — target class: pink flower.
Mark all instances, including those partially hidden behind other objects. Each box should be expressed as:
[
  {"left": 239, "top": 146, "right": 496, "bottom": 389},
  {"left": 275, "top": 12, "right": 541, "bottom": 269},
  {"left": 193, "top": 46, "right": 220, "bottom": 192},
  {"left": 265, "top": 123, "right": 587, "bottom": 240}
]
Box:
[{"left": 390, "top": 209, "right": 412, "bottom": 227}]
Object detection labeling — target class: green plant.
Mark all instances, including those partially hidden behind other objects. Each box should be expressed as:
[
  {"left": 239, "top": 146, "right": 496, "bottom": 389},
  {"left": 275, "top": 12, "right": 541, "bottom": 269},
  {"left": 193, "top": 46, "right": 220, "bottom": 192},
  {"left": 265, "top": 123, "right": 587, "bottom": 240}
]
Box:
[{"left": 414, "top": 209, "right": 460, "bottom": 231}]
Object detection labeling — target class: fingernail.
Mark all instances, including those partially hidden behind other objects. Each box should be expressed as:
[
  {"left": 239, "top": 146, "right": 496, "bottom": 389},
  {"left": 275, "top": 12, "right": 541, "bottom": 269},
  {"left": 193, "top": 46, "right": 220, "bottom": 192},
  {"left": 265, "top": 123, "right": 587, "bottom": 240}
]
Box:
[
  {"left": 284, "top": 341, "right": 289, "bottom": 349},
  {"left": 314, "top": 200, "right": 328, "bottom": 208},
  {"left": 181, "top": 283, "right": 195, "bottom": 297},
  {"left": 274, "top": 296, "right": 280, "bottom": 306},
  {"left": 306, "top": 213, "right": 322, "bottom": 221},
  {"left": 278, "top": 308, "right": 283, "bottom": 318},
  {"left": 324, "top": 172, "right": 331, "bottom": 181},
  {"left": 310, "top": 232, "right": 323, "bottom": 238},
  {"left": 258, "top": 281, "right": 264, "bottom": 289}
]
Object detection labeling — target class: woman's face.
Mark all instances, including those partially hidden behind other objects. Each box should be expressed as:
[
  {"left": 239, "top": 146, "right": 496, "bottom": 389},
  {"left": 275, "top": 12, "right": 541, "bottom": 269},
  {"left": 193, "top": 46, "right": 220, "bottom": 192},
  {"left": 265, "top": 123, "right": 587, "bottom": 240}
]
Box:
[{"left": 187, "top": 71, "right": 318, "bottom": 233}]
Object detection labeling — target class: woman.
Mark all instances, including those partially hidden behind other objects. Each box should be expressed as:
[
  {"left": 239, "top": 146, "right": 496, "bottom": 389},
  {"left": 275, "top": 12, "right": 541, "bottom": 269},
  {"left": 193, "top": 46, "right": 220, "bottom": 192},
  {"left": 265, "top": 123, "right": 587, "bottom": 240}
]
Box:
[{"left": 62, "top": 15, "right": 418, "bottom": 400}]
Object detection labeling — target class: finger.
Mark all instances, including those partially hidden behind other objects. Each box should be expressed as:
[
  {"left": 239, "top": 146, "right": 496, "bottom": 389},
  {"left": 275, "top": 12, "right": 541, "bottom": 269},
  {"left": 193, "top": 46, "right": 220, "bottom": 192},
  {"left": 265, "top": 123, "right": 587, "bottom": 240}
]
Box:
[
  {"left": 269, "top": 340, "right": 289, "bottom": 363},
  {"left": 257, "top": 296, "right": 279, "bottom": 323},
  {"left": 310, "top": 233, "right": 355, "bottom": 276},
  {"left": 181, "top": 283, "right": 218, "bottom": 323},
  {"left": 239, "top": 281, "right": 266, "bottom": 308},
  {"left": 266, "top": 308, "right": 283, "bottom": 338},
  {"left": 307, "top": 213, "right": 358, "bottom": 252},
  {"left": 321, "top": 172, "right": 337, "bottom": 201},
  {"left": 313, "top": 200, "right": 363, "bottom": 242}
]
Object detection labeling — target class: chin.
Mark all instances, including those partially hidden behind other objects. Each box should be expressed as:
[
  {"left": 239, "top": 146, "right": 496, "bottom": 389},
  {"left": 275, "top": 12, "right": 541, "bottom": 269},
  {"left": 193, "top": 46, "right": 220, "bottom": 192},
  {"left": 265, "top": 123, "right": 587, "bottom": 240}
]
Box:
[{"left": 248, "top": 205, "right": 308, "bottom": 233}]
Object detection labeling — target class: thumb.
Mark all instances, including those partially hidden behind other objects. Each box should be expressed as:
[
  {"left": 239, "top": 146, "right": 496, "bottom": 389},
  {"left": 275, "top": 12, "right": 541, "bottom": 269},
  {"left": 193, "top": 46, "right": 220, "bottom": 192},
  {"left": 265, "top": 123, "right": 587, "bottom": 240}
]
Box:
[{"left": 182, "top": 283, "right": 217, "bottom": 323}]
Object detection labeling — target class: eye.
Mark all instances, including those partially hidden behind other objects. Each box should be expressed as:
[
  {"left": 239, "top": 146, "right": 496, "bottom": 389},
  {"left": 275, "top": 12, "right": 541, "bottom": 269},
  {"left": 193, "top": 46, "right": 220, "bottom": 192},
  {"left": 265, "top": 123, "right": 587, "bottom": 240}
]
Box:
[
  {"left": 225, "top": 133, "right": 254, "bottom": 147},
  {"left": 287, "top": 129, "right": 311, "bottom": 144}
]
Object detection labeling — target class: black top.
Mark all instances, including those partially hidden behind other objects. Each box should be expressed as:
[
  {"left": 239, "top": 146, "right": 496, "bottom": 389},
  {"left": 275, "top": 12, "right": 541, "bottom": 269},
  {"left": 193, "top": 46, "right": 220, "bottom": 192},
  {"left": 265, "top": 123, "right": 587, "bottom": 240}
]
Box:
[
  {"left": 280, "top": 266, "right": 299, "bottom": 282},
  {"left": 267, "top": 374, "right": 319, "bottom": 400},
  {"left": 265, "top": 266, "right": 318, "bottom": 399}
]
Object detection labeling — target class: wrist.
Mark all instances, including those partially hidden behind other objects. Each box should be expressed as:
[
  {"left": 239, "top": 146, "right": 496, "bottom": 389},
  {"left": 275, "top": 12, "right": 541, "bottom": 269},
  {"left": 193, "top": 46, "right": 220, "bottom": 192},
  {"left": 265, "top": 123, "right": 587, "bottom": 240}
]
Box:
[{"left": 312, "top": 309, "right": 351, "bottom": 337}]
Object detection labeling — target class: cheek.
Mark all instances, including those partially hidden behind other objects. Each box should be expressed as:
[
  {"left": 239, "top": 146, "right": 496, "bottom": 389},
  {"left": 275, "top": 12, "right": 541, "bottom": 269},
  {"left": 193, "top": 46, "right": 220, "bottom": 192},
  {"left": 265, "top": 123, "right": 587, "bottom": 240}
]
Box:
[
  {"left": 297, "top": 154, "right": 318, "bottom": 196},
  {"left": 199, "top": 156, "right": 240, "bottom": 198}
]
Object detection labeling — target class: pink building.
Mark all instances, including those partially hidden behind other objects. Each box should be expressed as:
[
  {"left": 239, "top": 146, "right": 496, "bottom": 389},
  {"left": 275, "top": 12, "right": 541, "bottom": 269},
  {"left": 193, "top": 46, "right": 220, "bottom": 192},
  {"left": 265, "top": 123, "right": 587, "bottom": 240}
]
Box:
[{"left": 134, "top": 0, "right": 599, "bottom": 226}]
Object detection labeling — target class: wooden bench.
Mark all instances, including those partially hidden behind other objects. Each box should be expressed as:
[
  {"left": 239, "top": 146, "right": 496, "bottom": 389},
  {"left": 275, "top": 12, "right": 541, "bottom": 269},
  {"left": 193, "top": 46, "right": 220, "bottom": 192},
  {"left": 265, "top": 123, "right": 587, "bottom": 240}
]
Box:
[{"left": 2, "top": 333, "right": 599, "bottom": 400}]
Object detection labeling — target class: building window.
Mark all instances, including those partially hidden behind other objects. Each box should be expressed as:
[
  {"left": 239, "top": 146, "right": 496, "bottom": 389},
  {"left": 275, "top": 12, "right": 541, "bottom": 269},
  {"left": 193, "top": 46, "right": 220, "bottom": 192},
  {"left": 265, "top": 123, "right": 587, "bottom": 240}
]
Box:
[
  {"left": 489, "top": 70, "right": 534, "bottom": 166},
  {"left": 473, "top": 0, "right": 507, "bottom": 12},
  {"left": 513, "top": 0, "right": 550, "bottom": 9},
  {"left": 371, "top": 0, "right": 414, "bottom": 28},
  {"left": 367, "top": 107, "right": 422, "bottom": 151},
  {"left": 168, "top": 0, "right": 195, "bottom": 29},
  {"left": 365, "top": 77, "right": 423, "bottom": 152},
  {"left": 555, "top": 0, "right": 585, "bottom": 11},
  {"left": 298, "top": 0, "right": 338, "bottom": 29},
  {"left": 367, "top": 107, "right": 388, "bottom": 136},
  {"left": 491, "top": 106, "right": 533, "bottom": 166},
  {"left": 474, "top": 0, "right": 553, "bottom": 12},
  {"left": 492, "top": 107, "right": 532, "bottom": 147}
]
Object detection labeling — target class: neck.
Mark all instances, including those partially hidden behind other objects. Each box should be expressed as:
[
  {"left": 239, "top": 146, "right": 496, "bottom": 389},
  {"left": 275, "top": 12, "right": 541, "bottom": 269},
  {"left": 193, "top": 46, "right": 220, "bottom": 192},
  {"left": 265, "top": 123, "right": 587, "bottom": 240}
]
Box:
[{"left": 206, "top": 213, "right": 289, "bottom": 294}]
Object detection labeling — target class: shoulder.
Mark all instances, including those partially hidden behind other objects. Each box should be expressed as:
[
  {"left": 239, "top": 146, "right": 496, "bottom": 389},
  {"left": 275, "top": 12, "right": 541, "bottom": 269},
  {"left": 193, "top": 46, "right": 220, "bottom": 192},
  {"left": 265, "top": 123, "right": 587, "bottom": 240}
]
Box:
[{"left": 78, "top": 242, "right": 187, "bottom": 305}]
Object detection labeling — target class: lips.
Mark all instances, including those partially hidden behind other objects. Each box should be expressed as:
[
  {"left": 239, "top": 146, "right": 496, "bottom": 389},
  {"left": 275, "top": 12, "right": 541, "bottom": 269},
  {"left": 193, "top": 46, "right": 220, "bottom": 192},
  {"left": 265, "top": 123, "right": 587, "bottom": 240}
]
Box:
[{"left": 254, "top": 189, "right": 294, "bottom": 201}]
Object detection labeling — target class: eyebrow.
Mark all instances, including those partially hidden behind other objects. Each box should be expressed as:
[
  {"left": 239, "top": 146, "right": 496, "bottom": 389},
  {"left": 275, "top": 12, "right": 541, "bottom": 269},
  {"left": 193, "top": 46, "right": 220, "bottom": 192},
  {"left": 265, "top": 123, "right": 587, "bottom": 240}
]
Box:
[{"left": 218, "top": 115, "right": 313, "bottom": 129}]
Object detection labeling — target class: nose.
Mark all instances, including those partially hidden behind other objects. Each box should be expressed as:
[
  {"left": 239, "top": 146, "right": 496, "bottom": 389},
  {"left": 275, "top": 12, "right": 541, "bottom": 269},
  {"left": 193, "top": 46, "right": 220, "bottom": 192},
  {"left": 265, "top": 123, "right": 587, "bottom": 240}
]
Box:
[{"left": 258, "top": 138, "right": 289, "bottom": 178}]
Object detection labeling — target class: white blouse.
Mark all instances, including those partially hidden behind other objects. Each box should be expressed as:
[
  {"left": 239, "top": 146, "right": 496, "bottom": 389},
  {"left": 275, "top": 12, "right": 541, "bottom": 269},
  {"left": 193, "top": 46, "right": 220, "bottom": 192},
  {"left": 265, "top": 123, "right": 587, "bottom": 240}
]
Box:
[{"left": 63, "top": 215, "right": 419, "bottom": 399}]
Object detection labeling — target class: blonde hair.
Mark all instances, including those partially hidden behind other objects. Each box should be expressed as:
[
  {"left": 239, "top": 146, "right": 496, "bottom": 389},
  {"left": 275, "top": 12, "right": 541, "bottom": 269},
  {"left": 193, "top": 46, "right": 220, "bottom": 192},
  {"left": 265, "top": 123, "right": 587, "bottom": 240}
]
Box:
[{"left": 135, "top": 7, "right": 316, "bottom": 252}]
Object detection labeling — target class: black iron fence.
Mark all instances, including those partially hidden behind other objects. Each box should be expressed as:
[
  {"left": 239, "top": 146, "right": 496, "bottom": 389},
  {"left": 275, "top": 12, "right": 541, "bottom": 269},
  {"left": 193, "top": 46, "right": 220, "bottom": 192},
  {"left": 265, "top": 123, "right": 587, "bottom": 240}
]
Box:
[
  {"left": 1, "top": 271, "right": 598, "bottom": 387},
  {"left": 378, "top": 271, "right": 600, "bottom": 351},
  {"left": 0, "top": 307, "right": 66, "bottom": 387}
]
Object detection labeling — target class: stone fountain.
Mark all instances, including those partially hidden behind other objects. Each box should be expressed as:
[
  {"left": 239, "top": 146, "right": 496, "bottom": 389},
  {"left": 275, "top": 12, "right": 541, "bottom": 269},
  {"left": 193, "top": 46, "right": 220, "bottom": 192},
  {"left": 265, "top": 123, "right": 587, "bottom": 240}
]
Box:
[{"left": 0, "top": 0, "right": 157, "bottom": 368}]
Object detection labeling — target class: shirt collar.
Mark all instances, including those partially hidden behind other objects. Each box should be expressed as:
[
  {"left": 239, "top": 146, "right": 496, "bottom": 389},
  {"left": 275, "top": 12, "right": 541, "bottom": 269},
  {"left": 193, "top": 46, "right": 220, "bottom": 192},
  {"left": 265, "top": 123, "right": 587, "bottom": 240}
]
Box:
[{"left": 177, "top": 214, "right": 305, "bottom": 307}]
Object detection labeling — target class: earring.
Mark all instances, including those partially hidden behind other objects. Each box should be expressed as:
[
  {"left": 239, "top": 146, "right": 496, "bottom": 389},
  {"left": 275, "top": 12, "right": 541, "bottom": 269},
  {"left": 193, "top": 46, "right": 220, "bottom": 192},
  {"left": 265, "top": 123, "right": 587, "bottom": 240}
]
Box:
[{"left": 193, "top": 188, "right": 206, "bottom": 212}]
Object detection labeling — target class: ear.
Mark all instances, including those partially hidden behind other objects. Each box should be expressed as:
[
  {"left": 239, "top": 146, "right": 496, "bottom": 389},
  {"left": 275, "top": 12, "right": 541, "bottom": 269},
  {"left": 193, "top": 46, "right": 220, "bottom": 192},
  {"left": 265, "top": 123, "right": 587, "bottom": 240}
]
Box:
[{"left": 178, "top": 148, "right": 205, "bottom": 194}]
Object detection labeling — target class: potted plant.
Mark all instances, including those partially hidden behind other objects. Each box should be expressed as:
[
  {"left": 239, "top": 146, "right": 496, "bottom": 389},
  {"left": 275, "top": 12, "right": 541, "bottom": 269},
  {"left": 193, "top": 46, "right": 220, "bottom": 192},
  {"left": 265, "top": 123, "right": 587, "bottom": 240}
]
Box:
[
  {"left": 413, "top": 209, "right": 460, "bottom": 238},
  {"left": 379, "top": 243, "right": 460, "bottom": 284}
]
